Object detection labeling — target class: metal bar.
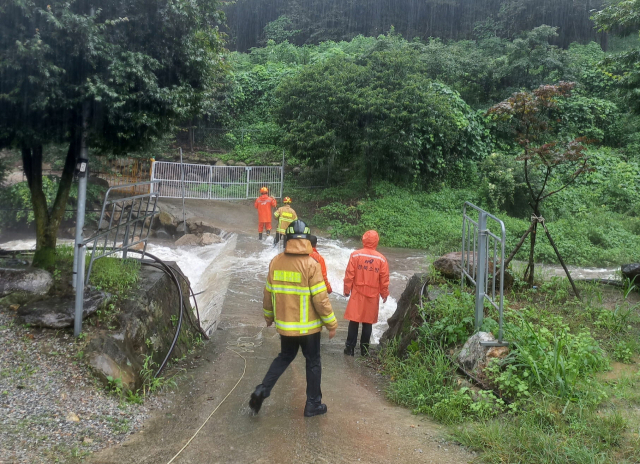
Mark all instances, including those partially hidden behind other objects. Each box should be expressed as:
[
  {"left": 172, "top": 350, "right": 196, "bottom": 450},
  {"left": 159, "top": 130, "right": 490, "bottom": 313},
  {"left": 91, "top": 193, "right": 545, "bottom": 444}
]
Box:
[
  {"left": 475, "top": 211, "right": 488, "bottom": 330},
  {"left": 74, "top": 244, "right": 86, "bottom": 337}
]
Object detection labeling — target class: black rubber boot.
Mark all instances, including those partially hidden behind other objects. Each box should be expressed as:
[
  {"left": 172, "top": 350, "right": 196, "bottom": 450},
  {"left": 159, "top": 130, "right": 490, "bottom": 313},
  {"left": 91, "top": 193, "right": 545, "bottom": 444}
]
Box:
[
  {"left": 344, "top": 345, "right": 355, "bottom": 356},
  {"left": 273, "top": 233, "right": 280, "bottom": 247},
  {"left": 304, "top": 402, "right": 328, "bottom": 417},
  {"left": 249, "top": 385, "right": 267, "bottom": 414},
  {"left": 259, "top": 233, "right": 263, "bottom": 241},
  {"left": 360, "top": 344, "right": 370, "bottom": 357},
  {"left": 266, "top": 229, "right": 271, "bottom": 236}
]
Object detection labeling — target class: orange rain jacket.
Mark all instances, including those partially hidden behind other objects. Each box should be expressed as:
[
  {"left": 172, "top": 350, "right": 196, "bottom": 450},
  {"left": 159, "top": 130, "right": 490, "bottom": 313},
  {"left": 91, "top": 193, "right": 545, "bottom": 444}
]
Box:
[
  {"left": 274, "top": 205, "right": 297, "bottom": 234},
  {"left": 254, "top": 194, "right": 277, "bottom": 223},
  {"left": 263, "top": 238, "right": 338, "bottom": 336},
  {"left": 310, "top": 248, "right": 333, "bottom": 294},
  {"left": 343, "top": 230, "right": 390, "bottom": 324}
]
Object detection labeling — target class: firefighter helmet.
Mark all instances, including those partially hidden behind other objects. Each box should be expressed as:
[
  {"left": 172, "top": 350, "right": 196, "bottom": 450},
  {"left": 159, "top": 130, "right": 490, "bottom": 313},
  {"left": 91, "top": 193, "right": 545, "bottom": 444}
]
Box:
[
  {"left": 283, "top": 196, "right": 292, "bottom": 204},
  {"left": 286, "top": 220, "right": 311, "bottom": 240},
  {"left": 260, "top": 186, "right": 269, "bottom": 194}
]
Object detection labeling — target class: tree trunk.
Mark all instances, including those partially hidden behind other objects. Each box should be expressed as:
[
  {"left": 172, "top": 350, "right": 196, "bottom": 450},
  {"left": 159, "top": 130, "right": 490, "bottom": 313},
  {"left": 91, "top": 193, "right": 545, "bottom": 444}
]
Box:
[{"left": 23, "top": 139, "right": 79, "bottom": 269}]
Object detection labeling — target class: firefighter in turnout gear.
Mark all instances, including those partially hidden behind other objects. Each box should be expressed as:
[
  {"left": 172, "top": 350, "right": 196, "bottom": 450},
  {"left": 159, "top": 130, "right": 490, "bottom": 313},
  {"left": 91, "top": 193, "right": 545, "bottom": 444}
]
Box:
[
  {"left": 273, "top": 197, "right": 297, "bottom": 246},
  {"left": 254, "top": 186, "right": 277, "bottom": 240},
  {"left": 249, "top": 220, "right": 338, "bottom": 417}
]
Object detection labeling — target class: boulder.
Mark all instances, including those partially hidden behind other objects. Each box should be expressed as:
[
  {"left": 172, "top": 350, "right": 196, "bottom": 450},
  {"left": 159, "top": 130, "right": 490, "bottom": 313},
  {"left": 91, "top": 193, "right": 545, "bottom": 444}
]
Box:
[
  {"left": 434, "top": 251, "right": 513, "bottom": 289},
  {"left": 0, "top": 268, "right": 53, "bottom": 305},
  {"left": 86, "top": 336, "right": 140, "bottom": 391},
  {"left": 226, "top": 159, "right": 236, "bottom": 166},
  {"left": 458, "top": 332, "right": 509, "bottom": 374},
  {"left": 175, "top": 234, "right": 201, "bottom": 246},
  {"left": 176, "top": 222, "right": 187, "bottom": 234},
  {"left": 292, "top": 167, "right": 302, "bottom": 175},
  {"left": 380, "top": 273, "right": 429, "bottom": 356},
  {"left": 214, "top": 160, "right": 227, "bottom": 167},
  {"left": 622, "top": 263, "right": 640, "bottom": 281},
  {"left": 235, "top": 161, "right": 247, "bottom": 167},
  {"left": 433, "top": 252, "right": 472, "bottom": 279},
  {"left": 186, "top": 218, "right": 222, "bottom": 236},
  {"left": 200, "top": 232, "right": 222, "bottom": 245},
  {"left": 175, "top": 233, "right": 222, "bottom": 246},
  {"left": 16, "top": 288, "right": 109, "bottom": 328}
]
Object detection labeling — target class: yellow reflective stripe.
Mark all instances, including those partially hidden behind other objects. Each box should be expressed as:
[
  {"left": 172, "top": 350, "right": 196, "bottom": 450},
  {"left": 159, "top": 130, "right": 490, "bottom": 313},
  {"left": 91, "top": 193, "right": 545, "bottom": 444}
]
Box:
[
  {"left": 263, "top": 309, "right": 274, "bottom": 318},
  {"left": 274, "top": 319, "right": 323, "bottom": 330},
  {"left": 267, "top": 283, "right": 311, "bottom": 295},
  {"left": 273, "top": 270, "right": 301, "bottom": 283},
  {"left": 320, "top": 312, "right": 337, "bottom": 324},
  {"left": 310, "top": 282, "right": 327, "bottom": 296},
  {"left": 282, "top": 212, "right": 293, "bottom": 218}
]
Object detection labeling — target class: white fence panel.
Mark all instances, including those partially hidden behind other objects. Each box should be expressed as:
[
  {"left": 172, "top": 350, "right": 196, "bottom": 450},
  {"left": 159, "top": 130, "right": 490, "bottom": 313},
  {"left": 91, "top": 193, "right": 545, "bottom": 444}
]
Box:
[{"left": 151, "top": 161, "right": 283, "bottom": 200}]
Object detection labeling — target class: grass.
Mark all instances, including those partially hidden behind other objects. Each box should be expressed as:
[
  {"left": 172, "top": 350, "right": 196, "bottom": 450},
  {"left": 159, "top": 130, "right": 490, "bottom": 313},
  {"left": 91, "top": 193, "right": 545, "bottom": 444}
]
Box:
[
  {"left": 378, "top": 278, "right": 640, "bottom": 463},
  {"left": 299, "top": 181, "right": 640, "bottom": 267}
]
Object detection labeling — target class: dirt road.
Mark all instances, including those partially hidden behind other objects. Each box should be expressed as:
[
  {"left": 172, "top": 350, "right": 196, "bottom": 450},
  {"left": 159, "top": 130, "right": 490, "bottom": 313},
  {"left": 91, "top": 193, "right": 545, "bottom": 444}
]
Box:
[{"left": 89, "top": 199, "right": 472, "bottom": 464}]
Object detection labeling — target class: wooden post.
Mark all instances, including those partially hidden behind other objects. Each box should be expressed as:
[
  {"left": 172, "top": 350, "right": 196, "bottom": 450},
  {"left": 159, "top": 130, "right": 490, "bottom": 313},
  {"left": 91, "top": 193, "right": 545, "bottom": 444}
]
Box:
[{"left": 542, "top": 222, "right": 581, "bottom": 300}]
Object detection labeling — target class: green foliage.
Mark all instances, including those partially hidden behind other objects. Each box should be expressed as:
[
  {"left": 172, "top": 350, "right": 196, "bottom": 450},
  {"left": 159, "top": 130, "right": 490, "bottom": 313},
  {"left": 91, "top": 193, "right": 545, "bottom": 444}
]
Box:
[
  {"left": 263, "top": 15, "right": 300, "bottom": 44},
  {"left": 275, "top": 39, "right": 490, "bottom": 186},
  {"left": 0, "top": 177, "right": 105, "bottom": 230},
  {"left": 90, "top": 258, "right": 140, "bottom": 297}
]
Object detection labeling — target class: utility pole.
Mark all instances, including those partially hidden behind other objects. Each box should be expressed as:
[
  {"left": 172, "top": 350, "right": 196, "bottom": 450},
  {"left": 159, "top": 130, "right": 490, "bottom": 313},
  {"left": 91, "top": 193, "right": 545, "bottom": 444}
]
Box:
[{"left": 72, "top": 101, "right": 90, "bottom": 336}]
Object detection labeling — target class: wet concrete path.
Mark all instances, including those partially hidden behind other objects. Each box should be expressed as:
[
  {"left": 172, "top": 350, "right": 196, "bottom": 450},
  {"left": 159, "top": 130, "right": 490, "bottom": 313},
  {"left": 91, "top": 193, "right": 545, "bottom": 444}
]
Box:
[{"left": 88, "top": 200, "right": 473, "bottom": 464}]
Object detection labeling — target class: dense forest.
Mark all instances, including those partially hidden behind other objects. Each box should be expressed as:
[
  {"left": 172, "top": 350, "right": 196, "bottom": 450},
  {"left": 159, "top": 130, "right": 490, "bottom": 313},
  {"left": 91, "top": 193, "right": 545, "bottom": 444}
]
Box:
[{"left": 224, "top": 0, "right": 609, "bottom": 51}]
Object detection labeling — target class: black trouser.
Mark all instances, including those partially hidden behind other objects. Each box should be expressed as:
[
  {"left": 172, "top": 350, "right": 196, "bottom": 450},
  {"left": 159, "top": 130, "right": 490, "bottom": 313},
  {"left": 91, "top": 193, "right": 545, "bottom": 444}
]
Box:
[
  {"left": 346, "top": 321, "right": 372, "bottom": 348},
  {"left": 259, "top": 332, "right": 322, "bottom": 404}
]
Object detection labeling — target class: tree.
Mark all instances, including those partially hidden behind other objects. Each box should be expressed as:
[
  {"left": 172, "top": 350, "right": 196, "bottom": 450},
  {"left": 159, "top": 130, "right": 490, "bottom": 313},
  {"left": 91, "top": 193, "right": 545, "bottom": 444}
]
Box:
[
  {"left": 0, "top": 0, "right": 227, "bottom": 268},
  {"left": 487, "top": 82, "right": 591, "bottom": 293},
  {"left": 276, "top": 46, "right": 489, "bottom": 187},
  {"left": 593, "top": 0, "right": 640, "bottom": 113}
]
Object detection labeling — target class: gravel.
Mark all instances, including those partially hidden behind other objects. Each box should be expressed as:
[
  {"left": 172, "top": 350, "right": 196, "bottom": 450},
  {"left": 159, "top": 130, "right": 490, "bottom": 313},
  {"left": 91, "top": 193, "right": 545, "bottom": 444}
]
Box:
[{"left": 0, "top": 308, "right": 161, "bottom": 463}]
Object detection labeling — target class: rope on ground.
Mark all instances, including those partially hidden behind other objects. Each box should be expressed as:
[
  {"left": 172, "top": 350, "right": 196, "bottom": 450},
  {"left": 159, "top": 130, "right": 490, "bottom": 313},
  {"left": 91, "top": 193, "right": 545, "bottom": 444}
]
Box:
[{"left": 165, "top": 328, "right": 265, "bottom": 464}]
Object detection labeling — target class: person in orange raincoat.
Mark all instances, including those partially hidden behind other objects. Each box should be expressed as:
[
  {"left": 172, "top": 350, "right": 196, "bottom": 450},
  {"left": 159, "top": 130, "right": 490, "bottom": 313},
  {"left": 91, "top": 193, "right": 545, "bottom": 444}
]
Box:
[
  {"left": 343, "top": 230, "right": 389, "bottom": 356},
  {"left": 254, "top": 186, "right": 277, "bottom": 240},
  {"left": 309, "top": 235, "right": 332, "bottom": 294}
]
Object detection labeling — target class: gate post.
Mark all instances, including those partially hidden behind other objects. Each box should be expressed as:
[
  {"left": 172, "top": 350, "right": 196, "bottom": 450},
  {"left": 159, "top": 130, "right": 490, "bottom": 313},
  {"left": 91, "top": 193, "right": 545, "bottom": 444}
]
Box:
[
  {"left": 245, "top": 167, "right": 251, "bottom": 199},
  {"left": 475, "top": 211, "right": 488, "bottom": 329}
]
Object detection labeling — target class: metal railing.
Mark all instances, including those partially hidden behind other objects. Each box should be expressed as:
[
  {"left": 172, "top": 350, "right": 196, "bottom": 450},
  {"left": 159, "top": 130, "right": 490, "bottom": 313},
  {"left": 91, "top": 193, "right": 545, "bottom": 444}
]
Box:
[
  {"left": 150, "top": 161, "right": 284, "bottom": 200},
  {"left": 461, "top": 202, "right": 508, "bottom": 346},
  {"left": 73, "top": 181, "right": 160, "bottom": 335}
]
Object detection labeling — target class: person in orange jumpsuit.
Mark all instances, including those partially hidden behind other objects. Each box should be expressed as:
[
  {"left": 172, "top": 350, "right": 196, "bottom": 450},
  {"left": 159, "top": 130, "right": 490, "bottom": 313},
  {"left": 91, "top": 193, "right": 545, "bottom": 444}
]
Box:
[
  {"left": 343, "top": 230, "right": 390, "bottom": 356},
  {"left": 309, "top": 235, "right": 332, "bottom": 295},
  {"left": 254, "top": 186, "right": 277, "bottom": 240}
]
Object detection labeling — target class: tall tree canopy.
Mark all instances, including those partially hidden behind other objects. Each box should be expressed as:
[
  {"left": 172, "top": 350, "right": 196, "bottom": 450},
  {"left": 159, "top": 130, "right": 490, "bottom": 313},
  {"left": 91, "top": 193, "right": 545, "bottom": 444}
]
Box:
[
  {"left": 276, "top": 40, "right": 489, "bottom": 187},
  {"left": 0, "top": 0, "right": 227, "bottom": 267},
  {"left": 224, "top": 0, "right": 607, "bottom": 52}
]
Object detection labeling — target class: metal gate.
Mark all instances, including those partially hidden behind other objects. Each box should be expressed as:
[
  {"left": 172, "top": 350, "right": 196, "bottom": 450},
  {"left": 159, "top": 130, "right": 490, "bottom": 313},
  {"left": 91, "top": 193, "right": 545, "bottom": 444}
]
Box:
[
  {"left": 461, "top": 202, "right": 508, "bottom": 346},
  {"left": 150, "top": 161, "right": 284, "bottom": 200},
  {"left": 74, "top": 181, "right": 160, "bottom": 336}
]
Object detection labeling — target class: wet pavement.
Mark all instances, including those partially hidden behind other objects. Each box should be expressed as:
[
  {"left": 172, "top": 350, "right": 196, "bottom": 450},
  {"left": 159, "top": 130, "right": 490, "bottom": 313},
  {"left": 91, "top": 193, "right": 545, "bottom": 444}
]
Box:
[{"left": 88, "top": 199, "right": 473, "bottom": 464}]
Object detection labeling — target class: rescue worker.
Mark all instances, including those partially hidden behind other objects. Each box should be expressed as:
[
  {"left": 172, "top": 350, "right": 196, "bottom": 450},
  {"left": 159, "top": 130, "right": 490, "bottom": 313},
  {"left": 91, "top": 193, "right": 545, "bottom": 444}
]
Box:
[
  {"left": 343, "top": 230, "right": 390, "bottom": 356},
  {"left": 309, "top": 235, "right": 332, "bottom": 295},
  {"left": 250, "top": 220, "right": 338, "bottom": 417},
  {"left": 254, "top": 186, "right": 277, "bottom": 240},
  {"left": 273, "top": 196, "right": 297, "bottom": 246}
]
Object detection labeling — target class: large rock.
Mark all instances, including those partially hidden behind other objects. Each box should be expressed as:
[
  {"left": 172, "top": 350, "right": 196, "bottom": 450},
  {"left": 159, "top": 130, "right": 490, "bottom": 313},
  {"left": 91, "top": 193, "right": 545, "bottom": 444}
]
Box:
[
  {"left": 16, "top": 288, "right": 109, "bottom": 328},
  {"left": 434, "top": 252, "right": 474, "bottom": 279},
  {"left": 458, "top": 332, "right": 509, "bottom": 374},
  {"left": 175, "top": 234, "right": 201, "bottom": 246},
  {"left": 0, "top": 268, "right": 54, "bottom": 305},
  {"left": 200, "top": 232, "right": 222, "bottom": 245},
  {"left": 86, "top": 336, "right": 140, "bottom": 391},
  {"left": 434, "top": 251, "right": 513, "bottom": 289},
  {"left": 380, "top": 273, "right": 429, "bottom": 356},
  {"left": 155, "top": 227, "right": 173, "bottom": 240},
  {"left": 175, "top": 233, "right": 222, "bottom": 246},
  {"left": 622, "top": 263, "right": 640, "bottom": 281},
  {"left": 186, "top": 218, "right": 222, "bottom": 236},
  {"left": 85, "top": 263, "right": 200, "bottom": 390}
]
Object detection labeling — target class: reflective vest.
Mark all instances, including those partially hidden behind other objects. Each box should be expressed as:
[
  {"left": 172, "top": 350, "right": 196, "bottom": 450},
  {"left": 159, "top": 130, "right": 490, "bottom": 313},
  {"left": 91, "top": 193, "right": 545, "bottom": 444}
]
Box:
[
  {"left": 274, "top": 206, "right": 297, "bottom": 234},
  {"left": 263, "top": 239, "right": 337, "bottom": 336}
]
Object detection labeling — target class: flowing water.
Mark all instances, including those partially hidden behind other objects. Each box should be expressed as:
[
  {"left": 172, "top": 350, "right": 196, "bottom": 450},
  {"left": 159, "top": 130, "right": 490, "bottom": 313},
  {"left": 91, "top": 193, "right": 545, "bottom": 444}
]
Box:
[{"left": 0, "top": 235, "right": 620, "bottom": 343}]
